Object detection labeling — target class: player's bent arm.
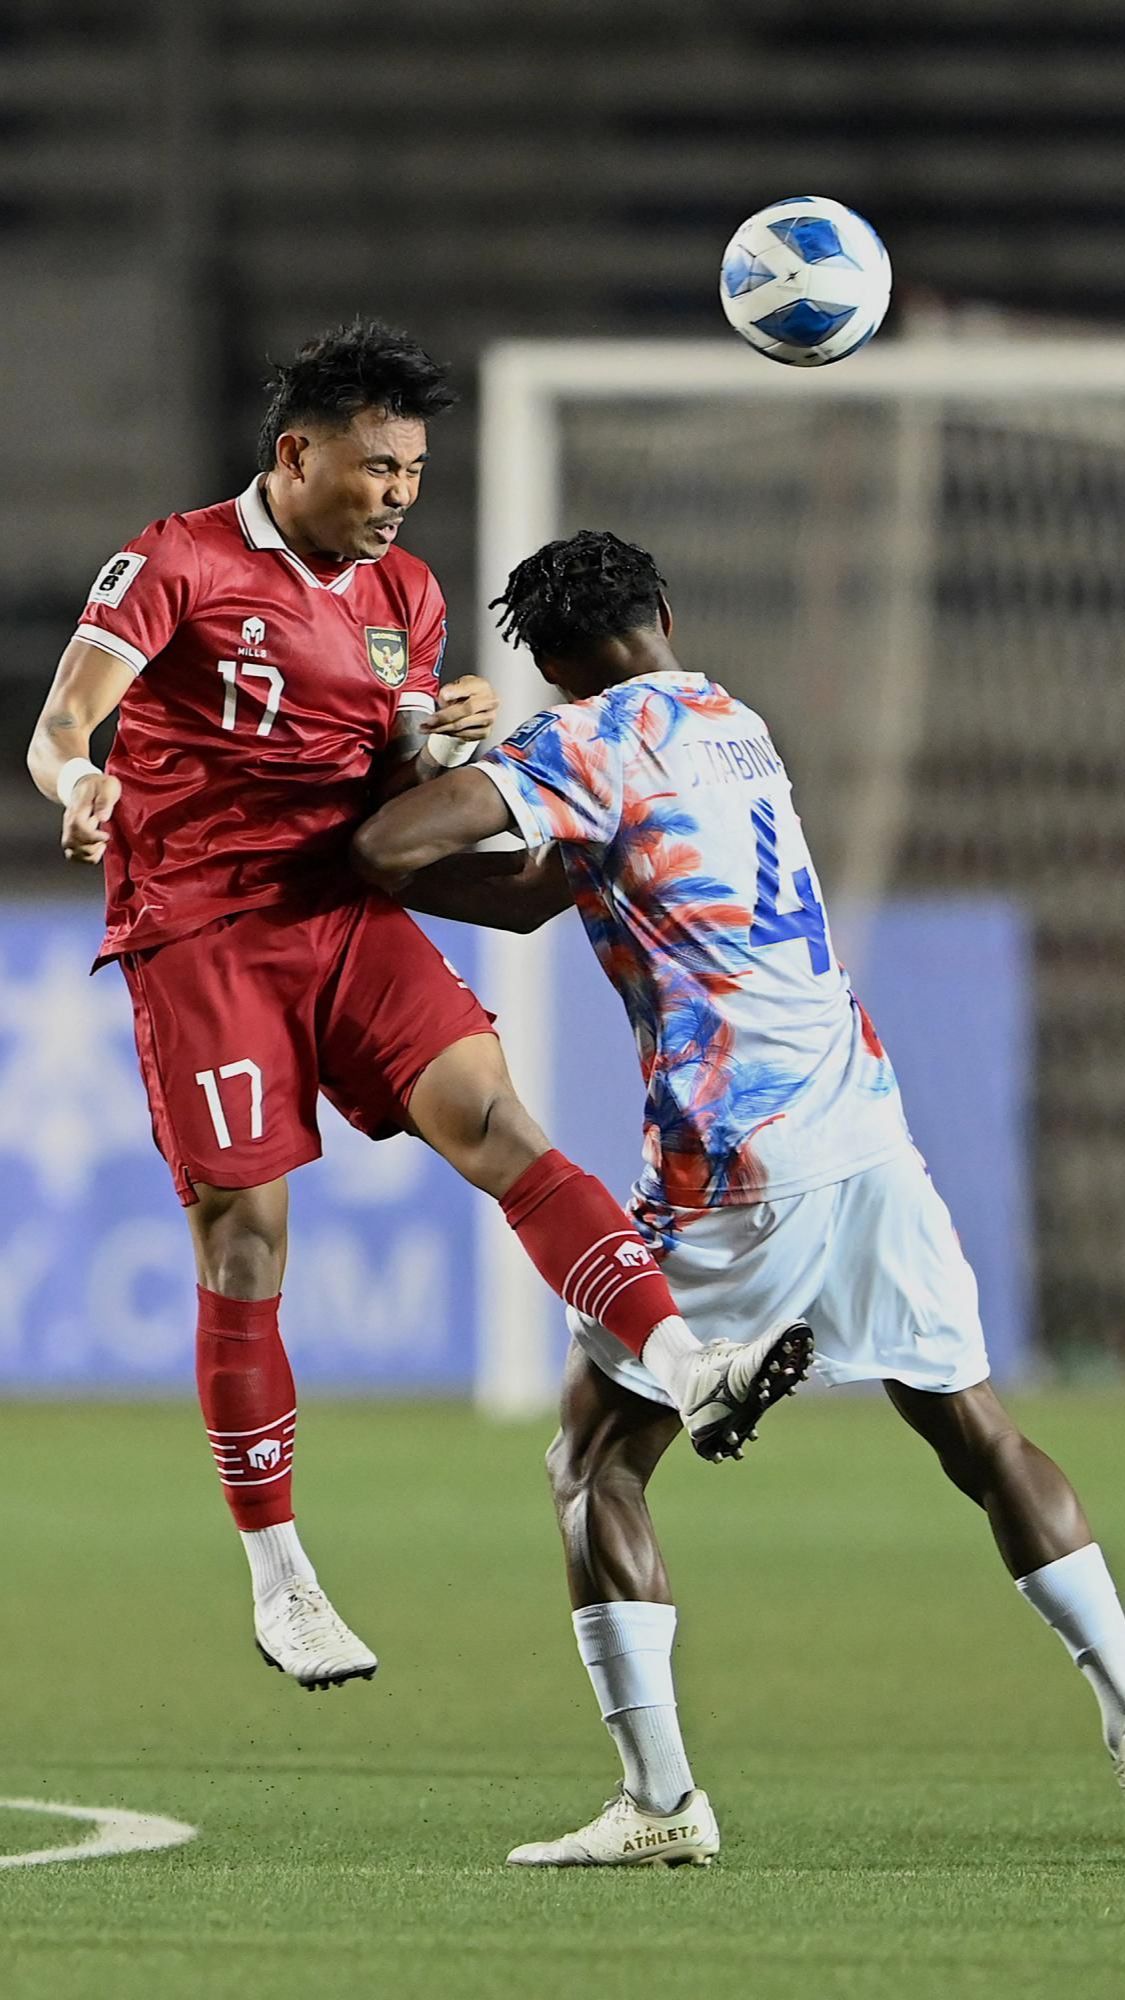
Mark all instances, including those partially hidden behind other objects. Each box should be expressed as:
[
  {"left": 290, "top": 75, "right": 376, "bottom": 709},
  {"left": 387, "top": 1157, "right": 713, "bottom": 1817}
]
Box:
[
  {"left": 27, "top": 637, "right": 133, "bottom": 797},
  {"left": 402, "top": 844, "right": 574, "bottom": 934},
  {"left": 352, "top": 765, "right": 515, "bottom": 890},
  {"left": 26, "top": 638, "right": 134, "bottom": 864},
  {"left": 374, "top": 712, "right": 443, "bottom": 801},
  {"left": 379, "top": 676, "right": 502, "bottom": 799}
]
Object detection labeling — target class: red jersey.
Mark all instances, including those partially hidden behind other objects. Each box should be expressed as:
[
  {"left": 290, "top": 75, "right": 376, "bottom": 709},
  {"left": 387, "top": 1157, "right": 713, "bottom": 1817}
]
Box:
[{"left": 74, "top": 476, "right": 448, "bottom": 961}]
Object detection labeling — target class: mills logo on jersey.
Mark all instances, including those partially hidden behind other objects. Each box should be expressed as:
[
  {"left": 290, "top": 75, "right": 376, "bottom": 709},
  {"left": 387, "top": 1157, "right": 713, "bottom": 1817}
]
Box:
[{"left": 481, "top": 672, "right": 909, "bottom": 1211}]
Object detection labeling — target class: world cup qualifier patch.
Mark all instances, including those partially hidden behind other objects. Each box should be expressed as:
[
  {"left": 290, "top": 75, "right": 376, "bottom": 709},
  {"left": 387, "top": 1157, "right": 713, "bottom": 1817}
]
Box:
[
  {"left": 365, "top": 626, "right": 409, "bottom": 687},
  {"left": 506, "top": 710, "right": 555, "bottom": 752},
  {"left": 87, "top": 550, "right": 146, "bottom": 608}
]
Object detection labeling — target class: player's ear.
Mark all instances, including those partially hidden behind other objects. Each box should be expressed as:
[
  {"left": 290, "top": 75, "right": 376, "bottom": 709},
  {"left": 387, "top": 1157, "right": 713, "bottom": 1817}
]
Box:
[
  {"left": 657, "top": 592, "right": 673, "bottom": 639},
  {"left": 274, "top": 432, "right": 308, "bottom": 481}
]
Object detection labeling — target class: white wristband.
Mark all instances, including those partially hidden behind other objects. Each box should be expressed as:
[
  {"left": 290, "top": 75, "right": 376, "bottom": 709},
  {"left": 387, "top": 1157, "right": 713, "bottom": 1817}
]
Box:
[
  {"left": 424, "top": 732, "right": 479, "bottom": 770},
  {"left": 57, "top": 757, "right": 103, "bottom": 807}
]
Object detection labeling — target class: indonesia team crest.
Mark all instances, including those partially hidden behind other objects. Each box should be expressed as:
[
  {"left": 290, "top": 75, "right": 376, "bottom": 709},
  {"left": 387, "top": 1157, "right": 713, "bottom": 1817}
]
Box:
[{"left": 365, "top": 627, "right": 409, "bottom": 687}]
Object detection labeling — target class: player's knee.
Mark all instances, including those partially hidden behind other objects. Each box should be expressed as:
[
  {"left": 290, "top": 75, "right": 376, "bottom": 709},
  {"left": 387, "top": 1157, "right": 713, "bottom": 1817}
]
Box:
[
  {"left": 460, "top": 1088, "right": 549, "bottom": 1193},
  {"left": 929, "top": 1387, "right": 1023, "bottom": 1501},
  {"left": 546, "top": 1432, "right": 606, "bottom": 1530},
  {"left": 409, "top": 1037, "right": 548, "bottom": 1190},
  {"left": 452, "top": 1081, "right": 506, "bottom": 1156},
  {"left": 546, "top": 1428, "right": 581, "bottom": 1513},
  {"left": 945, "top": 1385, "right": 1019, "bottom": 1464},
  {"left": 547, "top": 1425, "right": 646, "bottom": 1521},
  {"left": 481, "top": 1085, "right": 548, "bottom": 1161},
  {"left": 190, "top": 1195, "right": 286, "bottom": 1300},
  {"left": 200, "top": 1232, "right": 283, "bottom": 1299}
]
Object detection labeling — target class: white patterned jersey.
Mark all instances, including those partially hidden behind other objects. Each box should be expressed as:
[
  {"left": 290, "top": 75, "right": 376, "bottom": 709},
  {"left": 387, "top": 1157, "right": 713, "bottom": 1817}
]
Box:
[{"left": 480, "top": 670, "right": 910, "bottom": 1211}]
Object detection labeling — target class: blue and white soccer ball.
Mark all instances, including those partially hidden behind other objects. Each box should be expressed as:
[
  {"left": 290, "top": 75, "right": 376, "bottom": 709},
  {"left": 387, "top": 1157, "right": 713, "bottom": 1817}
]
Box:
[{"left": 719, "top": 196, "right": 892, "bottom": 367}]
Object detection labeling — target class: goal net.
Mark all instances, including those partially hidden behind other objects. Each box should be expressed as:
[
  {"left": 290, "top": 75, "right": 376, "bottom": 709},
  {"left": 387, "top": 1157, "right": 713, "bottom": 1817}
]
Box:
[{"left": 475, "top": 338, "right": 1125, "bottom": 1409}]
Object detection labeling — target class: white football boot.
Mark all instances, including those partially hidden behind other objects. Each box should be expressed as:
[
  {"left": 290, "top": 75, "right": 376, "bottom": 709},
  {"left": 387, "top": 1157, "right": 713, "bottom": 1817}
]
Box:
[
  {"left": 507, "top": 1785, "right": 719, "bottom": 1869},
  {"left": 254, "top": 1580, "right": 378, "bottom": 1691},
  {"left": 680, "top": 1322, "right": 814, "bottom": 1462},
  {"left": 1113, "top": 1740, "right": 1125, "bottom": 1794}
]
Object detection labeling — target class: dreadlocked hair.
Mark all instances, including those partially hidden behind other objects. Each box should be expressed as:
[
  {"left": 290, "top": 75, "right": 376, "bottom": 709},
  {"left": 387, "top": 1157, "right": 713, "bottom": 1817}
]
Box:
[
  {"left": 490, "top": 530, "right": 667, "bottom": 659},
  {"left": 256, "top": 317, "right": 456, "bottom": 471}
]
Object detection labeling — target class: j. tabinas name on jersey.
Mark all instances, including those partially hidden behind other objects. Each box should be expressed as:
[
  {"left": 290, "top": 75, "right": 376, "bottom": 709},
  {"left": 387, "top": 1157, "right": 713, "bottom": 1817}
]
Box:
[{"left": 365, "top": 626, "right": 409, "bottom": 687}]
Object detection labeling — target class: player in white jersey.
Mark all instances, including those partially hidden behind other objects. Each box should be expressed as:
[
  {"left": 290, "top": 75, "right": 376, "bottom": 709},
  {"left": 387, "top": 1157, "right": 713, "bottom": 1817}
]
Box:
[{"left": 351, "top": 530, "right": 1125, "bottom": 1868}]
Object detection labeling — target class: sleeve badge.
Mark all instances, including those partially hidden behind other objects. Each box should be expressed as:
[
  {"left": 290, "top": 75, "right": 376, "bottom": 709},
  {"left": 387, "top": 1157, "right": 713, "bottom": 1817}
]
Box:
[{"left": 87, "top": 550, "right": 147, "bottom": 608}]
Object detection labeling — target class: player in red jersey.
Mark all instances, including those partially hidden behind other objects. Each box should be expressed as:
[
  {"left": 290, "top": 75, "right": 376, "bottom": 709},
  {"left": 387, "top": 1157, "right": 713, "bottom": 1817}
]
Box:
[{"left": 27, "top": 322, "right": 782, "bottom": 1691}]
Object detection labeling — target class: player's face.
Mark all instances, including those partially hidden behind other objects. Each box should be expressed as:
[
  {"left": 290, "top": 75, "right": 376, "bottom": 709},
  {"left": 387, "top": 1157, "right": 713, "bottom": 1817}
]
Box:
[{"left": 289, "top": 410, "right": 429, "bottom": 561}]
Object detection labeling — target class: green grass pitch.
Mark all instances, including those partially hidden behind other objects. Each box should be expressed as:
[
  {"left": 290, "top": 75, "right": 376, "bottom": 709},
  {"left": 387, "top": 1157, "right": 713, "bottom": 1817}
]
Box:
[{"left": 2, "top": 1391, "right": 1124, "bottom": 1999}]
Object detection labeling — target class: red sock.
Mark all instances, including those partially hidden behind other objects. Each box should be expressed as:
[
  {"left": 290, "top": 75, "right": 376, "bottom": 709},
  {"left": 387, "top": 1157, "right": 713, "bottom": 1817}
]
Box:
[
  {"left": 500, "top": 1150, "right": 680, "bottom": 1359},
  {"left": 195, "top": 1287, "right": 296, "bottom": 1530}
]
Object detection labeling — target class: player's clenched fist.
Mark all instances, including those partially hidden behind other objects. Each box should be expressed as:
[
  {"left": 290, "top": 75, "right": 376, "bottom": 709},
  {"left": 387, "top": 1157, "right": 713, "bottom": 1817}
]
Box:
[
  {"left": 421, "top": 675, "right": 500, "bottom": 744},
  {"left": 62, "top": 772, "right": 122, "bottom": 864}
]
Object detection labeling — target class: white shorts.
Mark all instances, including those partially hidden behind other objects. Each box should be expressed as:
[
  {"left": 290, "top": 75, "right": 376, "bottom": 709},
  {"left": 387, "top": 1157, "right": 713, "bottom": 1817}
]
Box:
[{"left": 569, "top": 1145, "right": 990, "bottom": 1407}]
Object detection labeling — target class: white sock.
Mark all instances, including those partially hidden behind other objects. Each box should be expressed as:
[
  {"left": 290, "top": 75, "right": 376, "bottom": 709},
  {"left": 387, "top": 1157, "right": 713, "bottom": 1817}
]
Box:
[
  {"left": 240, "top": 1520, "right": 317, "bottom": 1605},
  {"left": 1017, "top": 1542, "right": 1125, "bottom": 1754},
  {"left": 640, "top": 1315, "right": 702, "bottom": 1408},
  {"left": 573, "top": 1600, "right": 694, "bottom": 1815}
]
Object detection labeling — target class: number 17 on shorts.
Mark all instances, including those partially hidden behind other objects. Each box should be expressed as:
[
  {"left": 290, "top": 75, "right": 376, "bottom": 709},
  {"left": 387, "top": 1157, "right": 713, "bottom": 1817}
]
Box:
[{"left": 194, "top": 1060, "right": 264, "bottom": 1150}]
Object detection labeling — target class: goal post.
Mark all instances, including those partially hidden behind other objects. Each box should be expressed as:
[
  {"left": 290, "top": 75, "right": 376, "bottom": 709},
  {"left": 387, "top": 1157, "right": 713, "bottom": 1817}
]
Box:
[{"left": 474, "top": 336, "right": 1125, "bottom": 1413}]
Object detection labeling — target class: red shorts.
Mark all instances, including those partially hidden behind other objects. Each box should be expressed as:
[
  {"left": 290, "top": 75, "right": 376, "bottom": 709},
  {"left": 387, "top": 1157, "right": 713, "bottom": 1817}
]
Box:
[{"left": 120, "top": 891, "right": 496, "bottom": 1204}]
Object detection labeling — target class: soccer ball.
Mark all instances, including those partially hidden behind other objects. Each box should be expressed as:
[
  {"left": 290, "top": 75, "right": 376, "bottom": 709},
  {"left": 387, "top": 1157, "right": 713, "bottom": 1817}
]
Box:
[{"left": 719, "top": 196, "right": 892, "bottom": 367}]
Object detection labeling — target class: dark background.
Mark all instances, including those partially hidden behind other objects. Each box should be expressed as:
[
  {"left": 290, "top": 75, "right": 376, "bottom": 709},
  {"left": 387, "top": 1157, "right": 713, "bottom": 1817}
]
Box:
[
  {"left": 5, "top": 0, "right": 1125, "bottom": 1360},
  {"left": 6, "top": 0, "right": 1123, "bottom": 867}
]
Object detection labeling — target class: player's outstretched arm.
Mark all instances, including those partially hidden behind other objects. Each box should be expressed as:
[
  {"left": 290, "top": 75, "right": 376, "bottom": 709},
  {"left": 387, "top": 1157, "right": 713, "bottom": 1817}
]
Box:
[
  {"left": 401, "top": 844, "right": 573, "bottom": 934},
  {"left": 352, "top": 765, "right": 514, "bottom": 890},
  {"left": 26, "top": 638, "right": 133, "bottom": 864}
]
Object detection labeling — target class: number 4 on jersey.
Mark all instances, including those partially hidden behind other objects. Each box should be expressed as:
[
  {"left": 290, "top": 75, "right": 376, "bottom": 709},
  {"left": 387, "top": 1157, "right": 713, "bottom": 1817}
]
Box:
[{"left": 748, "top": 799, "right": 831, "bottom": 974}]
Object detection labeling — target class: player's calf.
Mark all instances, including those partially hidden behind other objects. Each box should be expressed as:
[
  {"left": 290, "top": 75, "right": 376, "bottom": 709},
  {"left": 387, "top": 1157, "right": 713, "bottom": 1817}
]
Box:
[
  {"left": 194, "top": 1256, "right": 378, "bottom": 1693},
  {"left": 891, "top": 1380, "right": 1125, "bottom": 1784}
]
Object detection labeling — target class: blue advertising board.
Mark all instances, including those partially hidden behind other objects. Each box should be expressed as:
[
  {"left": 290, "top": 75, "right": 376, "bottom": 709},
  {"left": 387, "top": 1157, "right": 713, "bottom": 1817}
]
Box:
[
  {"left": 0, "top": 906, "right": 481, "bottom": 1391},
  {"left": 0, "top": 895, "right": 1031, "bottom": 1391}
]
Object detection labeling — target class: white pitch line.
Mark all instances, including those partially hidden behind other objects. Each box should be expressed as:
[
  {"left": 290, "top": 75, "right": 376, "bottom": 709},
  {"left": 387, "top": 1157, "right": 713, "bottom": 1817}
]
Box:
[{"left": 0, "top": 1796, "right": 198, "bottom": 1869}]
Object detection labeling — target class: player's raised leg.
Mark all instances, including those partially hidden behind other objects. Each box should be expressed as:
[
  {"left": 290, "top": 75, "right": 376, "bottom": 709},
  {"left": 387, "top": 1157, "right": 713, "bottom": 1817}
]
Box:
[
  {"left": 189, "top": 1179, "right": 377, "bottom": 1690},
  {"left": 888, "top": 1379, "right": 1125, "bottom": 1779},
  {"left": 506, "top": 1340, "right": 719, "bottom": 1867},
  {"left": 405, "top": 1032, "right": 811, "bottom": 1456}
]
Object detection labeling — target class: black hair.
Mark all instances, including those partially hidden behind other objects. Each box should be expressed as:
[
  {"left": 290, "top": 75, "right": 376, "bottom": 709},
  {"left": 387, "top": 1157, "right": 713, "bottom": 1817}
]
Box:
[
  {"left": 256, "top": 318, "right": 457, "bottom": 471},
  {"left": 490, "top": 529, "right": 667, "bottom": 660}
]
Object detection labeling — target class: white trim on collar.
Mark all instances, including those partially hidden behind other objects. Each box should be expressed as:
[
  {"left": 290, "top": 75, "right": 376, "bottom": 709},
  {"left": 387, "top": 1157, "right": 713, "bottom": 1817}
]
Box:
[
  {"left": 234, "top": 476, "right": 374, "bottom": 594},
  {"left": 235, "top": 476, "right": 288, "bottom": 552},
  {"left": 623, "top": 670, "right": 709, "bottom": 687}
]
